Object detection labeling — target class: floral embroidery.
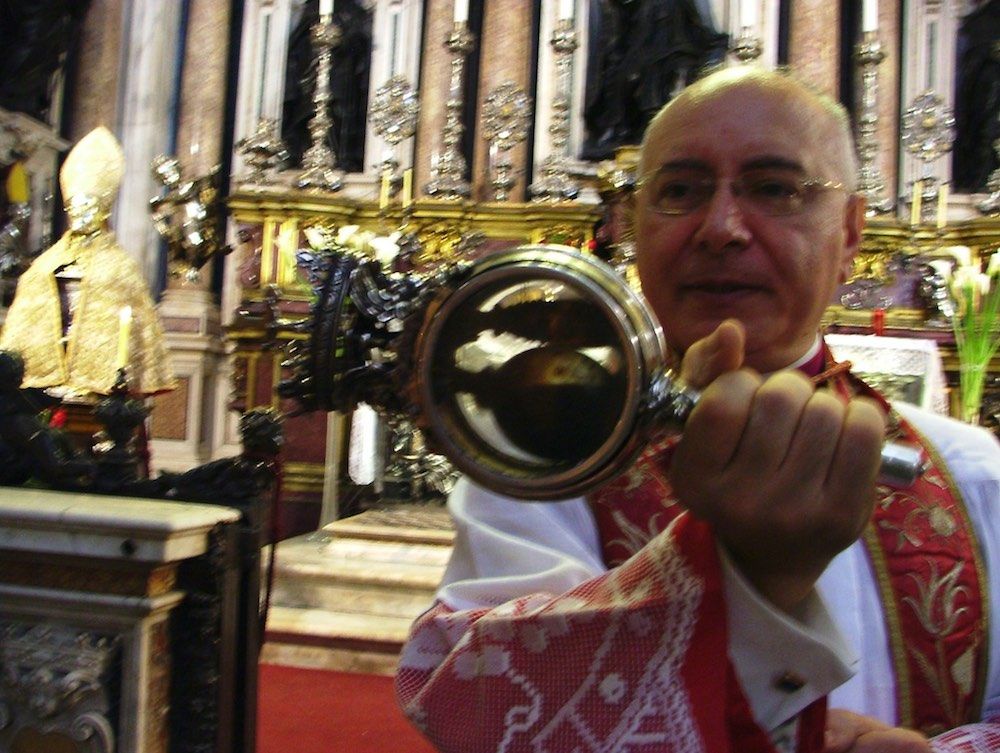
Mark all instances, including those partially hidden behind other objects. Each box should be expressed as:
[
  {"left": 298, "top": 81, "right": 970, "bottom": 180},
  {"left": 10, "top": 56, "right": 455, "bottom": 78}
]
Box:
[
  {"left": 903, "top": 561, "right": 976, "bottom": 726},
  {"left": 606, "top": 508, "right": 668, "bottom": 560},
  {"left": 877, "top": 489, "right": 959, "bottom": 551},
  {"left": 860, "top": 403, "right": 987, "bottom": 735}
]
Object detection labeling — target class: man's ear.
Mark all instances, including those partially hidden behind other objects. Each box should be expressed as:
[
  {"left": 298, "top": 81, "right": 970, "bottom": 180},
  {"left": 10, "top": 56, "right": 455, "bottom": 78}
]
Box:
[{"left": 839, "top": 194, "right": 866, "bottom": 282}]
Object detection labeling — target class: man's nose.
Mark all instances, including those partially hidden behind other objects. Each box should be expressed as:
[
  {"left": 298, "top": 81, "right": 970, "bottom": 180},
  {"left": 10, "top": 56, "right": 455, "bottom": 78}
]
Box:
[{"left": 691, "top": 183, "right": 752, "bottom": 254}]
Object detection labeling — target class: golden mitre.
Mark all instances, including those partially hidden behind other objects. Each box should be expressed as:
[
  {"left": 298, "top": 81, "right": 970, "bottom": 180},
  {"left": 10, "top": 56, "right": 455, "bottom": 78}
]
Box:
[{"left": 59, "top": 126, "right": 125, "bottom": 208}]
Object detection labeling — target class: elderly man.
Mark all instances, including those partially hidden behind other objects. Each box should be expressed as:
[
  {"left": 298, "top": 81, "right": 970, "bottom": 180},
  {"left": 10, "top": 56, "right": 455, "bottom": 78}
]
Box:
[{"left": 395, "top": 67, "right": 1000, "bottom": 753}]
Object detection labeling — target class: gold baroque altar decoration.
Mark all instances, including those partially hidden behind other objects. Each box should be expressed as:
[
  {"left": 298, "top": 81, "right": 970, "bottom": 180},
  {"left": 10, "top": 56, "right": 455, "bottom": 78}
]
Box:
[
  {"left": 227, "top": 188, "right": 603, "bottom": 303},
  {"left": 824, "top": 215, "right": 1000, "bottom": 430},
  {"left": 825, "top": 215, "right": 1000, "bottom": 339}
]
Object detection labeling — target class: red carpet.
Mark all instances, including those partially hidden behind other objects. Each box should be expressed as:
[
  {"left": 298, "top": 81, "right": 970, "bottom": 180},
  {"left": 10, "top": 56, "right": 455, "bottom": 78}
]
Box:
[{"left": 257, "top": 663, "right": 438, "bottom": 753}]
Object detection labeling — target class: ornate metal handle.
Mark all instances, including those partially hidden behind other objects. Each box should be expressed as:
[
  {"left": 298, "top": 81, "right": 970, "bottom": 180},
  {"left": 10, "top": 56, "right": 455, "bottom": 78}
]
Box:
[{"left": 280, "top": 244, "right": 925, "bottom": 499}]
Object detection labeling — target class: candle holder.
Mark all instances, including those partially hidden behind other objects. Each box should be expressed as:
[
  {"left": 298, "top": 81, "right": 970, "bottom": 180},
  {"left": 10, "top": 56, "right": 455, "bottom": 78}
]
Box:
[
  {"left": 730, "top": 25, "right": 763, "bottom": 63},
  {"left": 235, "top": 119, "right": 287, "bottom": 186},
  {"left": 530, "top": 18, "right": 580, "bottom": 202},
  {"left": 370, "top": 75, "right": 420, "bottom": 198},
  {"left": 854, "top": 32, "right": 893, "bottom": 215},
  {"left": 482, "top": 81, "right": 531, "bottom": 201},
  {"left": 425, "top": 22, "right": 475, "bottom": 199},
  {"left": 93, "top": 368, "right": 148, "bottom": 490},
  {"left": 296, "top": 15, "right": 345, "bottom": 193},
  {"left": 900, "top": 91, "right": 955, "bottom": 225}
]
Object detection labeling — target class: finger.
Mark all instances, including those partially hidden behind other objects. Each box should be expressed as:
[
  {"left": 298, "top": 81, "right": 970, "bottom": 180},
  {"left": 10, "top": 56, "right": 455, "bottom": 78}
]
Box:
[
  {"left": 823, "top": 709, "right": 858, "bottom": 753},
  {"left": 673, "top": 368, "right": 760, "bottom": 479},
  {"left": 730, "top": 370, "right": 815, "bottom": 480},
  {"left": 824, "top": 397, "right": 886, "bottom": 531},
  {"left": 777, "top": 389, "right": 847, "bottom": 497},
  {"left": 678, "top": 318, "right": 746, "bottom": 389}
]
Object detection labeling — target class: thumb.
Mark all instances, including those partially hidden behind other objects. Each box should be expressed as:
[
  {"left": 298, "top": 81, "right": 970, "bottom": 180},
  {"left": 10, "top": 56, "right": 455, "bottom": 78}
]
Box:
[{"left": 678, "top": 319, "right": 746, "bottom": 389}]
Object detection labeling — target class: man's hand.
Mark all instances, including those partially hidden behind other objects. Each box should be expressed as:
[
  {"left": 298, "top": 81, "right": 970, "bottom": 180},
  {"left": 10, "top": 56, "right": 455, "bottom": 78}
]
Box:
[
  {"left": 670, "top": 320, "right": 886, "bottom": 612},
  {"left": 824, "top": 709, "right": 931, "bottom": 753}
]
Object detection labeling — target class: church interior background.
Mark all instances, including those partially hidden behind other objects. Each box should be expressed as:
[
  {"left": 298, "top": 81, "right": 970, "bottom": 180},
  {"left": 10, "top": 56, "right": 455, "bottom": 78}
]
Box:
[{"left": 1, "top": 0, "right": 999, "bottom": 751}]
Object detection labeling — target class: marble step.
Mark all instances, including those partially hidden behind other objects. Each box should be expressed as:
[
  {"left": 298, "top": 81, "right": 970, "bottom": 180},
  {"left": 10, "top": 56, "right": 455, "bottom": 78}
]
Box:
[{"left": 263, "top": 506, "right": 454, "bottom": 668}]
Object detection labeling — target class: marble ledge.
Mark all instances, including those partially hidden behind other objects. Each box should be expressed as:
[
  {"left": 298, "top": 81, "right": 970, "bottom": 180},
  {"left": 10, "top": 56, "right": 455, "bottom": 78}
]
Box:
[
  {"left": 0, "top": 582, "right": 186, "bottom": 622},
  {"left": 0, "top": 487, "right": 240, "bottom": 563}
]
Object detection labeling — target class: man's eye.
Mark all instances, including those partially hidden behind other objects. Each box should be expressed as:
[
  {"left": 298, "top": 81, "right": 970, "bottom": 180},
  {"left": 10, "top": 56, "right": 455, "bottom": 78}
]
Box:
[
  {"left": 659, "top": 181, "right": 696, "bottom": 200},
  {"left": 745, "top": 177, "right": 801, "bottom": 199}
]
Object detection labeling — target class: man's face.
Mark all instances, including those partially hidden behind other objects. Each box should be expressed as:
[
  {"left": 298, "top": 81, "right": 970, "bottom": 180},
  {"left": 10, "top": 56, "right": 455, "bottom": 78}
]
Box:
[
  {"left": 66, "top": 194, "right": 109, "bottom": 236},
  {"left": 635, "top": 85, "right": 863, "bottom": 372}
]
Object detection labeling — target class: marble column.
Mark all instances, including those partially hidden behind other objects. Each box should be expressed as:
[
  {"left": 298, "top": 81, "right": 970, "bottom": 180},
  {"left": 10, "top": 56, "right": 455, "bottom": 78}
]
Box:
[
  {"left": 873, "top": 0, "right": 901, "bottom": 210},
  {"left": 114, "top": 1, "right": 185, "bottom": 287},
  {"left": 472, "top": 1, "right": 534, "bottom": 202},
  {"left": 788, "top": 0, "right": 840, "bottom": 98},
  {"left": 415, "top": 0, "right": 459, "bottom": 196},
  {"left": 149, "top": 0, "right": 233, "bottom": 473},
  {"left": 67, "top": 0, "right": 126, "bottom": 142}
]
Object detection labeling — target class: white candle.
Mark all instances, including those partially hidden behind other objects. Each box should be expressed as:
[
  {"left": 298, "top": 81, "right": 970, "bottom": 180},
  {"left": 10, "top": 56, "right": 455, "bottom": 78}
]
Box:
[
  {"left": 379, "top": 169, "right": 391, "bottom": 210},
  {"left": 559, "top": 0, "right": 574, "bottom": 20},
  {"left": 402, "top": 168, "right": 413, "bottom": 208},
  {"left": 741, "top": 0, "right": 758, "bottom": 29},
  {"left": 116, "top": 306, "right": 132, "bottom": 369},
  {"left": 862, "top": 0, "right": 878, "bottom": 32},
  {"left": 319, "top": 0, "right": 333, "bottom": 18},
  {"left": 937, "top": 182, "right": 949, "bottom": 230},
  {"left": 910, "top": 180, "right": 923, "bottom": 227},
  {"left": 388, "top": 5, "right": 400, "bottom": 76},
  {"left": 453, "top": 0, "right": 468, "bottom": 24}
]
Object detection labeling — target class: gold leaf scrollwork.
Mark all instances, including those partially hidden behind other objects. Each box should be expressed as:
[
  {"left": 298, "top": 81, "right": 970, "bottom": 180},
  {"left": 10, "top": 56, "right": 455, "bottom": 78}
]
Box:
[{"left": 847, "top": 250, "right": 897, "bottom": 286}]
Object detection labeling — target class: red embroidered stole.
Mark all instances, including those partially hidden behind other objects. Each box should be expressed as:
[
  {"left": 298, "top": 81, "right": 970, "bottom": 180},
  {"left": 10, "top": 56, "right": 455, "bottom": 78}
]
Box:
[
  {"left": 851, "top": 377, "right": 989, "bottom": 735},
  {"left": 587, "top": 358, "right": 988, "bottom": 741}
]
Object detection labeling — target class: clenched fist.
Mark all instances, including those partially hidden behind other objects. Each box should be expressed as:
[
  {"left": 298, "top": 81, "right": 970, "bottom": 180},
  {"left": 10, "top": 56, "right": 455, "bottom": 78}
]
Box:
[{"left": 670, "top": 320, "right": 886, "bottom": 612}]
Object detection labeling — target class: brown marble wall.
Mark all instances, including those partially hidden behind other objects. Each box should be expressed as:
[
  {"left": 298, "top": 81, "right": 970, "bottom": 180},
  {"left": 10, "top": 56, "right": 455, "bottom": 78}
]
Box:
[
  {"left": 170, "top": 0, "right": 232, "bottom": 295},
  {"left": 473, "top": 1, "right": 534, "bottom": 202},
  {"left": 874, "top": 1, "right": 901, "bottom": 203},
  {"left": 68, "top": 0, "right": 125, "bottom": 141},
  {"left": 415, "top": 0, "right": 454, "bottom": 196},
  {"left": 788, "top": 0, "right": 840, "bottom": 98},
  {"left": 790, "top": 0, "right": 901, "bottom": 208},
  {"left": 150, "top": 376, "right": 191, "bottom": 441},
  {"left": 176, "top": 1, "right": 231, "bottom": 177}
]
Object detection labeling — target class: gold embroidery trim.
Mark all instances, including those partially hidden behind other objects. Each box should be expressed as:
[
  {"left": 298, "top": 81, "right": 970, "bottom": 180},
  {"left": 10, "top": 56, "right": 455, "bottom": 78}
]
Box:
[
  {"left": 863, "top": 413, "right": 990, "bottom": 728},
  {"left": 912, "top": 418, "right": 991, "bottom": 721}
]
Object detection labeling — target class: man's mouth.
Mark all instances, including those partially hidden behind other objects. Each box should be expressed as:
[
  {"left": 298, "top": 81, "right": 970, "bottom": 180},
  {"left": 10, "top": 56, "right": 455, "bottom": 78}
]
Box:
[{"left": 681, "top": 280, "right": 768, "bottom": 295}]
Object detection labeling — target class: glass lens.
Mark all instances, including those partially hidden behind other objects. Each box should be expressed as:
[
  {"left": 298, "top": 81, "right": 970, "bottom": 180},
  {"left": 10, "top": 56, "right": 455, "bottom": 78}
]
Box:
[
  {"left": 738, "top": 170, "right": 806, "bottom": 214},
  {"left": 644, "top": 167, "right": 712, "bottom": 214},
  {"left": 425, "top": 274, "right": 630, "bottom": 478}
]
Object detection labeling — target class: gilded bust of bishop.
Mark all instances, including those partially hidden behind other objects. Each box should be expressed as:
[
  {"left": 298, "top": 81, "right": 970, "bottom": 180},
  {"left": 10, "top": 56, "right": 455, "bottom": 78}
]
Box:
[{"left": 0, "top": 126, "right": 175, "bottom": 396}]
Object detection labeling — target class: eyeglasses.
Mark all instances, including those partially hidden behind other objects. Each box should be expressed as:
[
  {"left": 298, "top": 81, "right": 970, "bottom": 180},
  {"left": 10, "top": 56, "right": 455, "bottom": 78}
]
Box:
[{"left": 638, "top": 166, "right": 847, "bottom": 216}]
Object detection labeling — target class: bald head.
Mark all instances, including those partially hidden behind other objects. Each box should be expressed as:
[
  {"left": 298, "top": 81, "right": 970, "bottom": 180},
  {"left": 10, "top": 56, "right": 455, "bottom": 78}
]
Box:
[{"left": 640, "top": 67, "right": 858, "bottom": 191}]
